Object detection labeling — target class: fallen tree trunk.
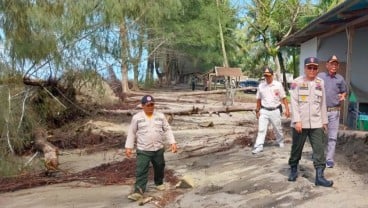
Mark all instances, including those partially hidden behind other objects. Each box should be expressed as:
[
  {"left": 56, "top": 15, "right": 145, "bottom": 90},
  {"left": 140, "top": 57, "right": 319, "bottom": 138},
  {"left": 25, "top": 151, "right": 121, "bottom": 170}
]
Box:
[
  {"left": 33, "top": 127, "right": 59, "bottom": 171},
  {"left": 100, "top": 103, "right": 255, "bottom": 116},
  {"left": 126, "top": 95, "right": 208, "bottom": 104},
  {"left": 128, "top": 88, "right": 246, "bottom": 101},
  {"left": 338, "top": 130, "right": 368, "bottom": 140}
]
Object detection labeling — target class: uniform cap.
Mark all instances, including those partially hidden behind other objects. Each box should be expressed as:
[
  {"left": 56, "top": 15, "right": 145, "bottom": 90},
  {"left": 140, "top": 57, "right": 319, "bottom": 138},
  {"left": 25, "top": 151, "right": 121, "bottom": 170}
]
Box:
[
  {"left": 263, "top": 67, "right": 273, "bottom": 76},
  {"left": 304, "top": 57, "right": 319, "bottom": 66},
  {"left": 141, "top": 95, "right": 155, "bottom": 105},
  {"left": 327, "top": 55, "right": 339, "bottom": 63}
]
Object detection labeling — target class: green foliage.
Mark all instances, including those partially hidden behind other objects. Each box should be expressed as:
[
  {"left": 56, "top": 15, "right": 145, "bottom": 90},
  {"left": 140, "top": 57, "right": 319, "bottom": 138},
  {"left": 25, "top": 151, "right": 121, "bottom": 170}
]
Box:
[
  {"left": 142, "top": 79, "right": 155, "bottom": 90},
  {"left": 0, "top": 153, "right": 43, "bottom": 177},
  {"left": 235, "top": 0, "right": 317, "bottom": 77},
  {"left": 160, "top": 0, "right": 238, "bottom": 69},
  {"left": 63, "top": 69, "right": 106, "bottom": 96},
  {"left": 0, "top": 155, "right": 24, "bottom": 177},
  {"left": 0, "top": 84, "right": 35, "bottom": 156},
  {"left": 0, "top": 0, "right": 60, "bottom": 63}
]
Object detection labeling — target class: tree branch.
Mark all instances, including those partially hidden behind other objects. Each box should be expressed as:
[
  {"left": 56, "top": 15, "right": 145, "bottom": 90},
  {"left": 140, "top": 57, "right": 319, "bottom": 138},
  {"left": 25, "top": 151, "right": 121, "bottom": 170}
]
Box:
[{"left": 17, "top": 88, "right": 30, "bottom": 131}]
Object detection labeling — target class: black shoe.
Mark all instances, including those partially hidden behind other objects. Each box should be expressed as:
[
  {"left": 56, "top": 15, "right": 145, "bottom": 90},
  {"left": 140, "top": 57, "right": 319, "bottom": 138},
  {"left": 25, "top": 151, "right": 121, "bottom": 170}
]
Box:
[
  {"left": 326, "top": 161, "right": 334, "bottom": 168},
  {"left": 315, "top": 167, "right": 333, "bottom": 187},
  {"left": 288, "top": 166, "right": 298, "bottom": 182}
]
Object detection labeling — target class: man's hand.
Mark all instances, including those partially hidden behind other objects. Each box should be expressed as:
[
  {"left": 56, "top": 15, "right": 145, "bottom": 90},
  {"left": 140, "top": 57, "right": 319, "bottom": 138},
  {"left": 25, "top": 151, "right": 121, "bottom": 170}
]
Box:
[
  {"left": 256, "top": 111, "right": 260, "bottom": 119},
  {"left": 294, "top": 122, "right": 302, "bottom": 133},
  {"left": 284, "top": 109, "right": 290, "bottom": 118},
  {"left": 323, "top": 124, "right": 328, "bottom": 133},
  {"left": 338, "top": 93, "right": 346, "bottom": 101},
  {"left": 125, "top": 148, "right": 133, "bottom": 158},
  {"left": 171, "top": 144, "right": 177, "bottom": 153}
]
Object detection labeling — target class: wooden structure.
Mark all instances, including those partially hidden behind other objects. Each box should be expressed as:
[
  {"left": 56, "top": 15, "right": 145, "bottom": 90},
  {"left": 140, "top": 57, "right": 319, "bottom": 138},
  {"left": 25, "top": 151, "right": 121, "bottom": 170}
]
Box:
[{"left": 208, "top": 67, "right": 243, "bottom": 91}]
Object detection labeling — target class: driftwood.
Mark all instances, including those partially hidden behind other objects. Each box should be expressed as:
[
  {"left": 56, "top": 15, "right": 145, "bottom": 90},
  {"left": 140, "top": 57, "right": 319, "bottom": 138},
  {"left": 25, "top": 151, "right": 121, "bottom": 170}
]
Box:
[
  {"left": 338, "top": 130, "right": 368, "bottom": 139},
  {"left": 175, "top": 89, "right": 229, "bottom": 98},
  {"left": 33, "top": 127, "right": 59, "bottom": 171},
  {"left": 138, "top": 196, "right": 153, "bottom": 206},
  {"left": 126, "top": 95, "right": 207, "bottom": 104},
  {"left": 23, "top": 77, "right": 58, "bottom": 87},
  {"left": 129, "top": 88, "right": 245, "bottom": 101},
  {"left": 100, "top": 104, "right": 255, "bottom": 116},
  {"left": 179, "top": 88, "right": 246, "bottom": 97},
  {"left": 199, "top": 121, "right": 214, "bottom": 127}
]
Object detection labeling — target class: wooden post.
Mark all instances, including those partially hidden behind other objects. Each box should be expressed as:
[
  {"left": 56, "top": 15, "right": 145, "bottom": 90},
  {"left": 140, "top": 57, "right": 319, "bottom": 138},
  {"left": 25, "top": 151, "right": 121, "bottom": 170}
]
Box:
[{"left": 344, "top": 27, "right": 354, "bottom": 126}]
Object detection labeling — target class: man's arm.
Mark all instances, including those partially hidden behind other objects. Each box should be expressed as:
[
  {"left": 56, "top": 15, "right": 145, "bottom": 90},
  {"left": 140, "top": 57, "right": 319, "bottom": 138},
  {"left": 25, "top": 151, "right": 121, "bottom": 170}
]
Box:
[
  {"left": 290, "top": 82, "right": 301, "bottom": 123},
  {"left": 162, "top": 113, "right": 176, "bottom": 146},
  {"left": 321, "top": 81, "right": 328, "bottom": 125},
  {"left": 125, "top": 116, "right": 138, "bottom": 158},
  {"left": 339, "top": 76, "right": 348, "bottom": 101},
  {"left": 282, "top": 97, "right": 290, "bottom": 118},
  {"left": 278, "top": 82, "right": 290, "bottom": 118},
  {"left": 255, "top": 99, "right": 261, "bottom": 119}
]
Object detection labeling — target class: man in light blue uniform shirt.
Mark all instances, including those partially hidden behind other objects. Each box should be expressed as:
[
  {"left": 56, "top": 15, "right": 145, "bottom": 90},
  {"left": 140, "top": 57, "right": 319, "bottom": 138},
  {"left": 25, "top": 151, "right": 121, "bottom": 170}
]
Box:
[{"left": 318, "top": 55, "right": 347, "bottom": 168}]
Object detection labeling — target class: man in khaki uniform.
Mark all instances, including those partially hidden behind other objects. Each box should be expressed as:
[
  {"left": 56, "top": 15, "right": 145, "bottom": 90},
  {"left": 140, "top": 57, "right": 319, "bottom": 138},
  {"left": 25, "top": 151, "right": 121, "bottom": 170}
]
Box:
[
  {"left": 125, "top": 95, "right": 178, "bottom": 201},
  {"left": 288, "top": 57, "right": 333, "bottom": 187}
]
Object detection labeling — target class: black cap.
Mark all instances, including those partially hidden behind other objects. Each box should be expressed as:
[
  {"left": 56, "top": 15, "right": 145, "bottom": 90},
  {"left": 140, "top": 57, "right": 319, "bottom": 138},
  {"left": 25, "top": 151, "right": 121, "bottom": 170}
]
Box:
[
  {"left": 304, "top": 57, "right": 319, "bottom": 66},
  {"left": 327, "top": 55, "right": 339, "bottom": 63},
  {"left": 141, "top": 95, "right": 155, "bottom": 105},
  {"left": 263, "top": 66, "right": 273, "bottom": 76}
]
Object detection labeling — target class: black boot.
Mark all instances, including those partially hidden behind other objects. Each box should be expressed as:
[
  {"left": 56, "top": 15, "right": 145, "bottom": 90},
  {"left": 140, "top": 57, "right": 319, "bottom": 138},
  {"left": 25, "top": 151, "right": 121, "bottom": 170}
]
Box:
[
  {"left": 315, "top": 167, "right": 333, "bottom": 187},
  {"left": 288, "top": 165, "right": 298, "bottom": 181}
]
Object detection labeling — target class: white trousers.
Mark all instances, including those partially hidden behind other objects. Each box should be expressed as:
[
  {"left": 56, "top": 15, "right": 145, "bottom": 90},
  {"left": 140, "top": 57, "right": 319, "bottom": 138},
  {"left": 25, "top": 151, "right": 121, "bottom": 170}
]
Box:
[{"left": 254, "top": 108, "right": 283, "bottom": 149}]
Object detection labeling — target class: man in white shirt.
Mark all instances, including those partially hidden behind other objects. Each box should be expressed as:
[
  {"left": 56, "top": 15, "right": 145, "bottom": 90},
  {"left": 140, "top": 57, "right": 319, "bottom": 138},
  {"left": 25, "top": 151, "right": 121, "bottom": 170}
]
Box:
[{"left": 252, "top": 67, "right": 290, "bottom": 154}]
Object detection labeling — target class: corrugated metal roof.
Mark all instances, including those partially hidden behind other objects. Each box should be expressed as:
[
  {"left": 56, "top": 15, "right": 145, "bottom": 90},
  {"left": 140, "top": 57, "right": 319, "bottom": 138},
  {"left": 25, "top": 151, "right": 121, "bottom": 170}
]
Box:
[{"left": 279, "top": 0, "right": 368, "bottom": 46}]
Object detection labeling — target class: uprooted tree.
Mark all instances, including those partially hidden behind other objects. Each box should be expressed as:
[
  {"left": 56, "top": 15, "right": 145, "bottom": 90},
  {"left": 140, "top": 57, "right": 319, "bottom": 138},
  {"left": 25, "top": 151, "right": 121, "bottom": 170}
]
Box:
[{"left": 0, "top": 70, "right": 117, "bottom": 176}]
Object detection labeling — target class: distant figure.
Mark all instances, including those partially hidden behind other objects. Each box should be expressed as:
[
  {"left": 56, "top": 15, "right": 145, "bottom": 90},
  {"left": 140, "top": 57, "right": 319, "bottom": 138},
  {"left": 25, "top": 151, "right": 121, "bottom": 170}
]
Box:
[
  {"left": 191, "top": 76, "right": 196, "bottom": 91},
  {"left": 204, "top": 79, "right": 209, "bottom": 91},
  {"left": 125, "top": 95, "right": 178, "bottom": 201},
  {"left": 317, "top": 55, "right": 347, "bottom": 168},
  {"left": 230, "top": 79, "right": 236, "bottom": 104}
]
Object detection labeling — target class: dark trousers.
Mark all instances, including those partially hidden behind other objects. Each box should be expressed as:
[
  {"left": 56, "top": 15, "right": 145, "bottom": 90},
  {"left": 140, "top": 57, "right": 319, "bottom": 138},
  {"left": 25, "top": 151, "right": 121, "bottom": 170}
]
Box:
[
  {"left": 288, "top": 128, "right": 327, "bottom": 168},
  {"left": 134, "top": 148, "right": 165, "bottom": 193}
]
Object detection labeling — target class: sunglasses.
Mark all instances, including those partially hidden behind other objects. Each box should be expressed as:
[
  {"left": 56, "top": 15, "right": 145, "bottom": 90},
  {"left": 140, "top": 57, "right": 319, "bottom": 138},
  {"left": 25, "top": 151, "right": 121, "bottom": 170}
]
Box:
[
  {"left": 307, "top": 66, "right": 318, "bottom": 71},
  {"left": 144, "top": 103, "right": 154, "bottom": 107},
  {"left": 329, "top": 62, "right": 339, "bottom": 66}
]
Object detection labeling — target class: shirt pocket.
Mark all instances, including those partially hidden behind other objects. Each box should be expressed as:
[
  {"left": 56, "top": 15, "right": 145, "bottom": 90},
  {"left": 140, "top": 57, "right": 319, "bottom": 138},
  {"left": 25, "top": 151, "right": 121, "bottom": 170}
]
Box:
[
  {"left": 137, "top": 122, "right": 149, "bottom": 134},
  {"left": 314, "top": 90, "right": 323, "bottom": 103},
  {"left": 298, "top": 89, "right": 309, "bottom": 102},
  {"left": 336, "top": 82, "right": 342, "bottom": 89},
  {"left": 154, "top": 120, "right": 164, "bottom": 134}
]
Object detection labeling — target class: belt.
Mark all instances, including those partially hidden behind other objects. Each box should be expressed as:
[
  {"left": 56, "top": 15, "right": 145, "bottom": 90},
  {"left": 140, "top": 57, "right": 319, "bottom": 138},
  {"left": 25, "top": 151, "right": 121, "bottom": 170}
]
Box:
[
  {"left": 261, "top": 105, "right": 280, "bottom": 111},
  {"left": 327, "top": 106, "right": 340, "bottom": 112}
]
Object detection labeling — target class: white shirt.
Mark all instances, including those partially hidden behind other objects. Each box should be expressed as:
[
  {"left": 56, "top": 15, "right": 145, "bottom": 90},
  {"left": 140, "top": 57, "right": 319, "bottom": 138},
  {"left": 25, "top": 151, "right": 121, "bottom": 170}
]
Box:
[{"left": 256, "top": 80, "right": 286, "bottom": 108}]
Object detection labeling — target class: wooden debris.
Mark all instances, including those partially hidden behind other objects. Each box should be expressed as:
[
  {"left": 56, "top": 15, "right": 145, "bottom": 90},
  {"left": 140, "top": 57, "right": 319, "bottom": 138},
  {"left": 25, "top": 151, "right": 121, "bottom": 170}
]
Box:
[
  {"left": 101, "top": 104, "right": 255, "bottom": 116},
  {"left": 138, "top": 196, "right": 153, "bottom": 206},
  {"left": 33, "top": 127, "right": 59, "bottom": 171},
  {"left": 199, "top": 121, "right": 214, "bottom": 127},
  {"left": 175, "top": 176, "right": 194, "bottom": 189}
]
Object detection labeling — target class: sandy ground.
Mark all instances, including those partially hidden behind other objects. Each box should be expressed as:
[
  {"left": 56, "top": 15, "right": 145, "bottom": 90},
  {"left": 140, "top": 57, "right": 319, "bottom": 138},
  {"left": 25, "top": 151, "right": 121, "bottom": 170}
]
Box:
[{"left": 1, "top": 93, "right": 367, "bottom": 208}]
